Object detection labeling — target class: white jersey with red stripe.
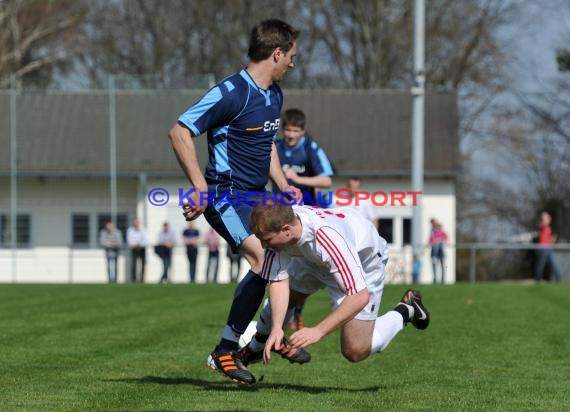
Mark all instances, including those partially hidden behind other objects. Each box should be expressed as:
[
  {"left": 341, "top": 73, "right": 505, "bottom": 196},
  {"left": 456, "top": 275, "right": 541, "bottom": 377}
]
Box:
[{"left": 261, "top": 205, "right": 389, "bottom": 297}]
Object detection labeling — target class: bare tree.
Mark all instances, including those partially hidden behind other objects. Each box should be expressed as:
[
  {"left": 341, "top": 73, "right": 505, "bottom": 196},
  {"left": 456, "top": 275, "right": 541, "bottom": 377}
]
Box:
[
  {"left": 455, "top": 81, "right": 570, "bottom": 280},
  {"left": 0, "top": 0, "right": 86, "bottom": 88},
  {"left": 285, "top": 0, "right": 512, "bottom": 92},
  {"left": 77, "top": 0, "right": 290, "bottom": 88},
  {"left": 457, "top": 0, "right": 570, "bottom": 245},
  {"left": 511, "top": 87, "right": 570, "bottom": 238},
  {"left": 74, "top": 0, "right": 513, "bottom": 92}
]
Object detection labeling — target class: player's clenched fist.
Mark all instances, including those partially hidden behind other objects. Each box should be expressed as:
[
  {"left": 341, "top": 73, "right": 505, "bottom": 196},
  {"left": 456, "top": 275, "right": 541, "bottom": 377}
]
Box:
[{"left": 182, "top": 196, "right": 206, "bottom": 221}]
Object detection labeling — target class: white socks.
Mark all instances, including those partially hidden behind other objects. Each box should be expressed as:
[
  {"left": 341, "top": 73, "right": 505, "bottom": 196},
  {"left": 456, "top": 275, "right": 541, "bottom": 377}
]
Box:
[
  {"left": 371, "top": 311, "right": 405, "bottom": 354},
  {"left": 248, "top": 299, "right": 296, "bottom": 352}
]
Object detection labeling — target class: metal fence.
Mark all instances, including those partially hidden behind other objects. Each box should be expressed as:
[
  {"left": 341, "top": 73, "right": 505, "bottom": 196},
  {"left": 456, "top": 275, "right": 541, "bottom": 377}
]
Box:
[
  {"left": 2, "top": 242, "right": 568, "bottom": 284},
  {"left": 378, "top": 243, "right": 570, "bottom": 284},
  {"left": 456, "top": 243, "right": 570, "bottom": 283}
]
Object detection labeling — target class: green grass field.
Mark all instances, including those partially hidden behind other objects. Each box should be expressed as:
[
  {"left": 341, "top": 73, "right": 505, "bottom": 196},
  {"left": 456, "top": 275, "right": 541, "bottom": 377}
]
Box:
[{"left": 1, "top": 283, "right": 569, "bottom": 411}]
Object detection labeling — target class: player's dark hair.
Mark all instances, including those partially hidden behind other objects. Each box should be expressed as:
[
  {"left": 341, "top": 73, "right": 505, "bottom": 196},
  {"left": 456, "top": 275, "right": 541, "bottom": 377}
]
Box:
[
  {"left": 248, "top": 19, "right": 299, "bottom": 62},
  {"left": 282, "top": 108, "right": 306, "bottom": 129}
]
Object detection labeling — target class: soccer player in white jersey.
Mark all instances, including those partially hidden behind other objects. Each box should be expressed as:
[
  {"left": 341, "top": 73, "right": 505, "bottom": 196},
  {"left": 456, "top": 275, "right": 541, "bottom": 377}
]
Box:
[{"left": 238, "top": 201, "right": 429, "bottom": 369}]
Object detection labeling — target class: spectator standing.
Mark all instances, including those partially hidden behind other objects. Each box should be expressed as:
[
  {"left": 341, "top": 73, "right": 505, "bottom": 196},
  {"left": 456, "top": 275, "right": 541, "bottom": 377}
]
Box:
[
  {"left": 534, "top": 211, "right": 561, "bottom": 282},
  {"left": 346, "top": 176, "right": 379, "bottom": 229},
  {"left": 428, "top": 219, "right": 448, "bottom": 284},
  {"left": 127, "top": 217, "right": 148, "bottom": 283},
  {"left": 204, "top": 227, "right": 220, "bottom": 283},
  {"left": 99, "top": 221, "right": 123, "bottom": 283},
  {"left": 157, "top": 222, "right": 177, "bottom": 284},
  {"left": 182, "top": 222, "right": 200, "bottom": 283},
  {"left": 411, "top": 253, "right": 423, "bottom": 284}
]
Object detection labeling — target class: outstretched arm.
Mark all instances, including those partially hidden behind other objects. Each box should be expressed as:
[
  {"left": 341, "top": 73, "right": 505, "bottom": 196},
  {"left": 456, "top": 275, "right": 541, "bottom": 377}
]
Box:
[
  {"left": 263, "top": 278, "right": 291, "bottom": 364},
  {"left": 284, "top": 169, "right": 332, "bottom": 188},
  {"left": 288, "top": 225, "right": 369, "bottom": 350},
  {"left": 288, "top": 288, "right": 369, "bottom": 350}
]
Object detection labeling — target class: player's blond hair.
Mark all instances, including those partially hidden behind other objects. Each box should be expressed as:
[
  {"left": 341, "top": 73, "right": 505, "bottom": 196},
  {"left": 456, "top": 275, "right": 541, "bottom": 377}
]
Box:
[{"left": 251, "top": 199, "right": 295, "bottom": 235}]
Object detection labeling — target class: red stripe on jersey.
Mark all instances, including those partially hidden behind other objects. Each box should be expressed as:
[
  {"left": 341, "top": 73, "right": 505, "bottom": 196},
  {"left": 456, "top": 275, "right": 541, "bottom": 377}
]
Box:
[
  {"left": 316, "top": 229, "right": 356, "bottom": 294},
  {"left": 316, "top": 230, "right": 356, "bottom": 294},
  {"left": 261, "top": 250, "right": 276, "bottom": 280}
]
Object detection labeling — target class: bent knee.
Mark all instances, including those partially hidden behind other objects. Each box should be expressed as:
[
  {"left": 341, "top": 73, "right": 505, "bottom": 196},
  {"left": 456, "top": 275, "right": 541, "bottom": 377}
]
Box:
[
  {"left": 240, "top": 249, "right": 265, "bottom": 273},
  {"left": 247, "top": 257, "right": 265, "bottom": 273},
  {"left": 341, "top": 347, "right": 369, "bottom": 363}
]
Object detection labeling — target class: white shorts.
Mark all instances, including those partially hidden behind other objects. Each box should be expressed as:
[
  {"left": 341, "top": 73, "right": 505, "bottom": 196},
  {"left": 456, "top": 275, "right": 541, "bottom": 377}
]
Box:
[{"left": 288, "top": 254, "right": 388, "bottom": 321}]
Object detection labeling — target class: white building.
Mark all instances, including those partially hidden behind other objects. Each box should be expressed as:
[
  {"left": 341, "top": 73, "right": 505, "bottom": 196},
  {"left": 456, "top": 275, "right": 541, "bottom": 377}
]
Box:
[{"left": 0, "top": 90, "right": 458, "bottom": 283}]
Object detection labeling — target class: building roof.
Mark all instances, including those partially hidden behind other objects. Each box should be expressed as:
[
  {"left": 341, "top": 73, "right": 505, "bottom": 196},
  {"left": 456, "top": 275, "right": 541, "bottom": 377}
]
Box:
[{"left": 0, "top": 89, "right": 458, "bottom": 178}]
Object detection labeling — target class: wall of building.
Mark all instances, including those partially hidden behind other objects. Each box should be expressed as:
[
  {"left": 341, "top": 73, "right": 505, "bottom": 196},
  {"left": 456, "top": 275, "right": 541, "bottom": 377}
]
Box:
[
  {"left": 0, "top": 176, "right": 247, "bottom": 283},
  {"left": 0, "top": 176, "right": 454, "bottom": 284},
  {"left": 0, "top": 176, "right": 137, "bottom": 246}
]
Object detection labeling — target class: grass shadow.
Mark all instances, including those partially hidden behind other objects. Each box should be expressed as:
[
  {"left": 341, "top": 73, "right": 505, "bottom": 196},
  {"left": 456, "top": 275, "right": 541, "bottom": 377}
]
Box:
[{"left": 105, "top": 375, "right": 381, "bottom": 394}]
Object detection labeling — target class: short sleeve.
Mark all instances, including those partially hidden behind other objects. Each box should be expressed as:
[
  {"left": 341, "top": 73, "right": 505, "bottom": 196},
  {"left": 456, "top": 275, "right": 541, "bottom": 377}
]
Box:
[
  {"left": 178, "top": 82, "right": 242, "bottom": 137},
  {"left": 260, "top": 249, "right": 291, "bottom": 282},
  {"left": 306, "top": 139, "right": 334, "bottom": 176}
]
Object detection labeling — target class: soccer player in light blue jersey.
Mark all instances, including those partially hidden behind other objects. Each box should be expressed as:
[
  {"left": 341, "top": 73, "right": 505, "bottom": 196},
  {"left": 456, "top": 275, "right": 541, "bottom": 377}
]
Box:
[
  {"left": 169, "top": 19, "right": 302, "bottom": 385},
  {"left": 276, "top": 108, "right": 334, "bottom": 208}
]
